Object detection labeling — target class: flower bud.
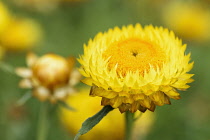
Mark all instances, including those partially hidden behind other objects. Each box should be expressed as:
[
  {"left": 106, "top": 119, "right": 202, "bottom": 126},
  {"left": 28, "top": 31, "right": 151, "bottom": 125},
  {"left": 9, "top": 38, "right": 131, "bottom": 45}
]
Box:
[
  {"left": 16, "top": 53, "right": 80, "bottom": 103},
  {"left": 32, "top": 54, "right": 72, "bottom": 88}
]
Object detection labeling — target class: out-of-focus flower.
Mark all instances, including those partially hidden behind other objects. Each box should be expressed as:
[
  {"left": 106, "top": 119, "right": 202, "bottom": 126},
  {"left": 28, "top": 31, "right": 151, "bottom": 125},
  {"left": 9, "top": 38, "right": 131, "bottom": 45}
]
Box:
[
  {"left": 0, "top": 18, "right": 42, "bottom": 51},
  {"left": 60, "top": 88, "right": 154, "bottom": 140},
  {"left": 162, "top": 1, "right": 210, "bottom": 42},
  {"left": 78, "top": 24, "right": 194, "bottom": 113},
  {"left": 12, "top": 0, "right": 60, "bottom": 13},
  {"left": 0, "top": 2, "right": 11, "bottom": 34},
  {"left": 16, "top": 53, "right": 81, "bottom": 103}
]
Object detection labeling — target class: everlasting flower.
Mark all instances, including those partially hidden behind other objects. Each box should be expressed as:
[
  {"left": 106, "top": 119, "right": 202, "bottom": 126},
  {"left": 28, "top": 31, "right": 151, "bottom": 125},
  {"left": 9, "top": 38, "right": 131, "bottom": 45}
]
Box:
[
  {"left": 60, "top": 88, "right": 154, "bottom": 140},
  {"left": 16, "top": 53, "right": 81, "bottom": 103},
  {"left": 78, "top": 24, "right": 194, "bottom": 113},
  {"left": 162, "top": 1, "right": 210, "bottom": 42},
  {"left": 0, "top": 18, "right": 42, "bottom": 51},
  {"left": 0, "top": 2, "right": 11, "bottom": 34}
]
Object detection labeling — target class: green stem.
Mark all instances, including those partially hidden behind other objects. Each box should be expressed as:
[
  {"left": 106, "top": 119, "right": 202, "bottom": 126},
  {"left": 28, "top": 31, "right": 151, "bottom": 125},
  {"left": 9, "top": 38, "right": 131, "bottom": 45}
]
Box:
[
  {"left": 125, "top": 111, "right": 135, "bottom": 140},
  {"left": 37, "top": 102, "right": 49, "bottom": 140}
]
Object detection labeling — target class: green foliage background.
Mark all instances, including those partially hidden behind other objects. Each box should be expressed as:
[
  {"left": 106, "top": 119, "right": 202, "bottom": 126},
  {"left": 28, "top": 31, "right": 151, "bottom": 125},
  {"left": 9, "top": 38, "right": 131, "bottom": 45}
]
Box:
[{"left": 0, "top": 0, "right": 210, "bottom": 140}]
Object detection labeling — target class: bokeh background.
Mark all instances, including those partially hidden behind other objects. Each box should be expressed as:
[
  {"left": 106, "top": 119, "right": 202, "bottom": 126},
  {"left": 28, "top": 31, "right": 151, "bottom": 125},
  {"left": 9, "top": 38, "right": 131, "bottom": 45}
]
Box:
[{"left": 0, "top": 0, "right": 210, "bottom": 140}]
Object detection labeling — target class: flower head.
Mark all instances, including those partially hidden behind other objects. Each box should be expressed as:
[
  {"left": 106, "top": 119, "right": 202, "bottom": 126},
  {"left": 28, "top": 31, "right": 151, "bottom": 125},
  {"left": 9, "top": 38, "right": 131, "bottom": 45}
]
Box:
[
  {"left": 60, "top": 88, "right": 154, "bottom": 140},
  {"left": 16, "top": 53, "right": 81, "bottom": 103},
  {"left": 0, "top": 18, "right": 42, "bottom": 51},
  {"left": 162, "top": 1, "right": 210, "bottom": 42},
  {"left": 0, "top": 2, "right": 11, "bottom": 34},
  {"left": 78, "top": 24, "right": 194, "bottom": 113}
]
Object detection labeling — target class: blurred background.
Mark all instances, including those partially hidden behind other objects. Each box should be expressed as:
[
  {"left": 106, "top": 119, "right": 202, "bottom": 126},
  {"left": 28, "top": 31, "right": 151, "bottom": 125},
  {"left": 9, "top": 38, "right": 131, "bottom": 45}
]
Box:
[{"left": 0, "top": 0, "right": 210, "bottom": 140}]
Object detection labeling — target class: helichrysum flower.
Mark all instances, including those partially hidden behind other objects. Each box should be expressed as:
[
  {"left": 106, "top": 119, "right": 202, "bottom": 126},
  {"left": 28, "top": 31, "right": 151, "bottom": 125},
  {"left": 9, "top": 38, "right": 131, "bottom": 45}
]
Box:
[
  {"left": 0, "top": 2, "right": 11, "bottom": 34},
  {"left": 0, "top": 18, "right": 42, "bottom": 51},
  {"left": 16, "top": 53, "right": 81, "bottom": 103},
  {"left": 162, "top": 1, "right": 210, "bottom": 42},
  {"left": 78, "top": 23, "right": 194, "bottom": 113},
  {"left": 60, "top": 88, "right": 154, "bottom": 140}
]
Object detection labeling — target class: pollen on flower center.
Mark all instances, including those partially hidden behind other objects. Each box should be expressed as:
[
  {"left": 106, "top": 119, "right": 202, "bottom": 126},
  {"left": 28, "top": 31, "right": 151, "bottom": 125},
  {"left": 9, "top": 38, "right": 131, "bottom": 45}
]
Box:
[{"left": 103, "top": 38, "right": 166, "bottom": 76}]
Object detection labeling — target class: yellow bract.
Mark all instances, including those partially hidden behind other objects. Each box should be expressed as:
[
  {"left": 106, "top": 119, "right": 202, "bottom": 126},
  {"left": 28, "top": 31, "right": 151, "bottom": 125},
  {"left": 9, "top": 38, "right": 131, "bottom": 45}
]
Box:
[{"left": 78, "top": 23, "right": 194, "bottom": 113}]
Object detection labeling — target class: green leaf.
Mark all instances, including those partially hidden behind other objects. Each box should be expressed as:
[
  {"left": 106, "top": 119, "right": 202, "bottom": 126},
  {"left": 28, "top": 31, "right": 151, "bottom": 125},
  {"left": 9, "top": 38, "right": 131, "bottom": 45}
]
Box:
[{"left": 74, "top": 105, "right": 114, "bottom": 140}]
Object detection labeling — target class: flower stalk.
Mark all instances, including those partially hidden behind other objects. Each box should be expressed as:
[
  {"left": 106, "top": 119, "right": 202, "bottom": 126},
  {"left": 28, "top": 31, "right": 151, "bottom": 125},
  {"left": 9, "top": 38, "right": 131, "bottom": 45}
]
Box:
[
  {"left": 125, "top": 111, "right": 135, "bottom": 140},
  {"left": 37, "top": 102, "right": 49, "bottom": 140}
]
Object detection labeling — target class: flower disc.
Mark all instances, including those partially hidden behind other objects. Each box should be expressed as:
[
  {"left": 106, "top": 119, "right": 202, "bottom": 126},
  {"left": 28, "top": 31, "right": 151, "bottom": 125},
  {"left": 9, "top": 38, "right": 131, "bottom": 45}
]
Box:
[{"left": 103, "top": 38, "right": 166, "bottom": 76}]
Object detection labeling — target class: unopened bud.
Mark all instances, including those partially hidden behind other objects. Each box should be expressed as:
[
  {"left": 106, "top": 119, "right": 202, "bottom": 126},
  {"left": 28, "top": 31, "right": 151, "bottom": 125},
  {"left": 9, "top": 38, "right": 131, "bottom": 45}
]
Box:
[{"left": 32, "top": 54, "right": 71, "bottom": 88}]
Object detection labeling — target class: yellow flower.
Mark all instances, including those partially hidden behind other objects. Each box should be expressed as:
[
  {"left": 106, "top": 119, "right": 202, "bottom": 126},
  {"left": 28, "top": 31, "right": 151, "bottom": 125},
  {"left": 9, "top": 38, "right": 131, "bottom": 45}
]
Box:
[
  {"left": 162, "top": 1, "right": 210, "bottom": 42},
  {"left": 16, "top": 53, "right": 81, "bottom": 103},
  {"left": 0, "top": 18, "right": 42, "bottom": 51},
  {"left": 60, "top": 88, "right": 154, "bottom": 140},
  {"left": 0, "top": 2, "right": 11, "bottom": 34},
  {"left": 78, "top": 24, "right": 194, "bottom": 113}
]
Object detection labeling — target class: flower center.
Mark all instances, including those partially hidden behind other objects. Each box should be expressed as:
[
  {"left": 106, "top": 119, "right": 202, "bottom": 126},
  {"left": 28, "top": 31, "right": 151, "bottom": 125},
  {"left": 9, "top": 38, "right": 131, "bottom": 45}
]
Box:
[{"left": 103, "top": 38, "right": 166, "bottom": 76}]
